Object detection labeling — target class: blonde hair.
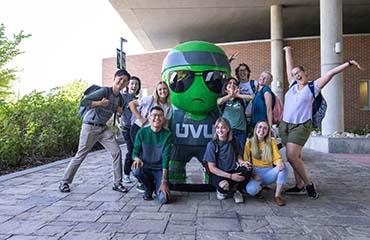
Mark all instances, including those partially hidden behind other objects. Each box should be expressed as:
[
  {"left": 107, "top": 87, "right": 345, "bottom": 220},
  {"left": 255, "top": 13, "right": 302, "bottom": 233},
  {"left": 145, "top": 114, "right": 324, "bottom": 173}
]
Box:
[
  {"left": 262, "top": 71, "right": 273, "bottom": 81},
  {"left": 212, "top": 117, "right": 233, "bottom": 142},
  {"left": 153, "top": 81, "right": 171, "bottom": 106},
  {"left": 250, "top": 121, "right": 272, "bottom": 162}
]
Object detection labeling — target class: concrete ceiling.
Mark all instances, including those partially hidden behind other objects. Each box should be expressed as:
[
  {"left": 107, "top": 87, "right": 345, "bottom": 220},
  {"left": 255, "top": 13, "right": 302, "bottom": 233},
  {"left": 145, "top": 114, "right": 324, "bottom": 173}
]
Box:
[{"left": 110, "top": 0, "right": 370, "bottom": 51}]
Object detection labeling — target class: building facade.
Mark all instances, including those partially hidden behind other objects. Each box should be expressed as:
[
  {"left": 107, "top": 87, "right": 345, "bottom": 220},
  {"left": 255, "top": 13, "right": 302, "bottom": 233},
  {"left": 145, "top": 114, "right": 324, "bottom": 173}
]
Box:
[{"left": 102, "top": 35, "right": 370, "bottom": 131}]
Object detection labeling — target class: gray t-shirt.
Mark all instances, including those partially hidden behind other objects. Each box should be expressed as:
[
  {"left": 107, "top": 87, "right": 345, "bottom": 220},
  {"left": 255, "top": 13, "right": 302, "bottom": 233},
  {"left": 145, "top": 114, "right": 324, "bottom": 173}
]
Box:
[
  {"left": 203, "top": 139, "right": 241, "bottom": 172},
  {"left": 120, "top": 92, "right": 137, "bottom": 128},
  {"left": 82, "top": 87, "right": 124, "bottom": 125}
]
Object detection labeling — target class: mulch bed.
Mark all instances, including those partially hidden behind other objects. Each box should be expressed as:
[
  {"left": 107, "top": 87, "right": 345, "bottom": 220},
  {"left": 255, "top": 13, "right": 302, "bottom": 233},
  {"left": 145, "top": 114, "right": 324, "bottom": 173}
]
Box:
[{"left": 0, "top": 155, "right": 72, "bottom": 176}]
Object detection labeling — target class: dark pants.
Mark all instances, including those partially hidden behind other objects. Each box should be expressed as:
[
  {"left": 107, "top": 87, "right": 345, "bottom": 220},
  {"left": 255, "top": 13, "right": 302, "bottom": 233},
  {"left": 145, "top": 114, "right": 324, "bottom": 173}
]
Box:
[
  {"left": 132, "top": 167, "right": 168, "bottom": 204},
  {"left": 209, "top": 166, "right": 252, "bottom": 194},
  {"left": 246, "top": 118, "right": 254, "bottom": 138},
  {"left": 232, "top": 129, "right": 247, "bottom": 153},
  {"left": 130, "top": 124, "right": 141, "bottom": 146},
  {"left": 123, "top": 126, "right": 134, "bottom": 175},
  {"left": 132, "top": 167, "right": 163, "bottom": 194},
  {"left": 129, "top": 124, "right": 144, "bottom": 184}
]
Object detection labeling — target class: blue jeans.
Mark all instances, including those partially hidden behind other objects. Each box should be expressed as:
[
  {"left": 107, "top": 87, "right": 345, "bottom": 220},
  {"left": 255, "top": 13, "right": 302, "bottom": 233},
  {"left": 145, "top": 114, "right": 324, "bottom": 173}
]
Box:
[
  {"left": 132, "top": 167, "right": 168, "bottom": 204},
  {"left": 246, "top": 164, "right": 288, "bottom": 196},
  {"left": 232, "top": 129, "right": 247, "bottom": 153}
]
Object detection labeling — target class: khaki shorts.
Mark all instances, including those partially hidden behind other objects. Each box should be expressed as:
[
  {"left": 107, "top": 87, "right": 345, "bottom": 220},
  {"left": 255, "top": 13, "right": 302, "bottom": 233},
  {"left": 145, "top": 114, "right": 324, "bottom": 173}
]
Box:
[{"left": 279, "top": 120, "right": 312, "bottom": 146}]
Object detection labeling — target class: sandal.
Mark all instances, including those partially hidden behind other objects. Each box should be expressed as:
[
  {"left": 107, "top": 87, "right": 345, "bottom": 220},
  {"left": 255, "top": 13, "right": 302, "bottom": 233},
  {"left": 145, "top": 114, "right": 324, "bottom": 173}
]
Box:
[{"left": 59, "top": 183, "right": 71, "bottom": 193}]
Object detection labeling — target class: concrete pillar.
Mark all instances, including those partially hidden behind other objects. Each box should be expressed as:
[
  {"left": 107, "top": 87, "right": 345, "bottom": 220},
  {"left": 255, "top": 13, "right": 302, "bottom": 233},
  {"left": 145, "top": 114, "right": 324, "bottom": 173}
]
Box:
[
  {"left": 320, "top": 0, "right": 343, "bottom": 135},
  {"left": 270, "top": 5, "right": 284, "bottom": 102}
]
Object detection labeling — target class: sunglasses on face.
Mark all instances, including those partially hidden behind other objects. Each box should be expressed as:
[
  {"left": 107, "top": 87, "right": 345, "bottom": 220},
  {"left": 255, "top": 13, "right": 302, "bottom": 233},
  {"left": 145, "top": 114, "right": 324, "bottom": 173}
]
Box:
[{"left": 168, "top": 70, "right": 227, "bottom": 93}]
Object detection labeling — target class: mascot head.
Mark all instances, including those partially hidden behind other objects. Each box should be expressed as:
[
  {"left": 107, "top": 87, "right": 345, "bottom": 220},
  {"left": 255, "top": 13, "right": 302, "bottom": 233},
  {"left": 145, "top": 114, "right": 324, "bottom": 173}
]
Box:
[{"left": 162, "top": 41, "right": 230, "bottom": 119}]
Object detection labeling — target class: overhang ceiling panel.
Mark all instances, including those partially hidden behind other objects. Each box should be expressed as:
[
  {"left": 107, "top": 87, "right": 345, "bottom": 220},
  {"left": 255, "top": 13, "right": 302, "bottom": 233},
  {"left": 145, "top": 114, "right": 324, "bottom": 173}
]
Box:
[{"left": 110, "top": 0, "right": 370, "bottom": 50}]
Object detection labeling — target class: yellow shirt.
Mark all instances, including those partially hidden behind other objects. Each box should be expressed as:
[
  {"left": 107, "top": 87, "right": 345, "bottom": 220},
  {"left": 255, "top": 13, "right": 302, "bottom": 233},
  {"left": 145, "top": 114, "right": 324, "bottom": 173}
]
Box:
[{"left": 243, "top": 139, "right": 282, "bottom": 168}]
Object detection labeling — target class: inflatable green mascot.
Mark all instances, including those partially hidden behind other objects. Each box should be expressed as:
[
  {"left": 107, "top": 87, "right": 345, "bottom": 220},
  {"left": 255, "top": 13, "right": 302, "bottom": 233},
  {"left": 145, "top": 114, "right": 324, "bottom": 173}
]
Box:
[{"left": 162, "top": 41, "right": 230, "bottom": 190}]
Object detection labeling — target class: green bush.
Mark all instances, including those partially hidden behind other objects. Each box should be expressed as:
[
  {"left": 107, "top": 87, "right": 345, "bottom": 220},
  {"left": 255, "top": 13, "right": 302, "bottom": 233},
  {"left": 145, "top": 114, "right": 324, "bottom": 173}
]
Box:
[
  {"left": 347, "top": 124, "right": 370, "bottom": 136},
  {"left": 0, "top": 80, "right": 87, "bottom": 168}
]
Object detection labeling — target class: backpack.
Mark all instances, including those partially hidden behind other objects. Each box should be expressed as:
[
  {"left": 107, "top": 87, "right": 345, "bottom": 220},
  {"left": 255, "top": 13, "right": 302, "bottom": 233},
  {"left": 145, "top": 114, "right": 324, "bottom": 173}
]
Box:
[
  {"left": 78, "top": 85, "right": 107, "bottom": 119},
  {"left": 290, "top": 81, "right": 327, "bottom": 129},
  {"left": 250, "top": 79, "right": 257, "bottom": 94},
  {"left": 78, "top": 85, "right": 119, "bottom": 126},
  {"left": 258, "top": 87, "right": 283, "bottom": 125},
  {"left": 272, "top": 94, "right": 283, "bottom": 125}
]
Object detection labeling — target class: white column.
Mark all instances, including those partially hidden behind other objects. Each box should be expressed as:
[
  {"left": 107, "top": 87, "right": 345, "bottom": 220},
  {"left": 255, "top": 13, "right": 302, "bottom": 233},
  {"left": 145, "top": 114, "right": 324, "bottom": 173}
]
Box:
[
  {"left": 270, "top": 5, "right": 284, "bottom": 102},
  {"left": 320, "top": 0, "right": 343, "bottom": 135}
]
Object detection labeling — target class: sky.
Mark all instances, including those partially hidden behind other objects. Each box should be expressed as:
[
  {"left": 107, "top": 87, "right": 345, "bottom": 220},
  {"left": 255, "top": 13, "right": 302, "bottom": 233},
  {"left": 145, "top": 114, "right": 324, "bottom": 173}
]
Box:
[{"left": 0, "top": 0, "right": 144, "bottom": 95}]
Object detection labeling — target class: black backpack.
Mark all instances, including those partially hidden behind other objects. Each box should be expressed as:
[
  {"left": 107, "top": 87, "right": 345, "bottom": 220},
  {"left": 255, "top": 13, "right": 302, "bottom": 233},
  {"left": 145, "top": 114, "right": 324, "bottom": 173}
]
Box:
[
  {"left": 78, "top": 85, "right": 109, "bottom": 119},
  {"left": 290, "top": 81, "right": 327, "bottom": 129},
  {"left": 78, "top": 85, "right": 119, "bottom": 126},
  {"left": 250, "top": 79, "right": 257, "bottom": 94}
]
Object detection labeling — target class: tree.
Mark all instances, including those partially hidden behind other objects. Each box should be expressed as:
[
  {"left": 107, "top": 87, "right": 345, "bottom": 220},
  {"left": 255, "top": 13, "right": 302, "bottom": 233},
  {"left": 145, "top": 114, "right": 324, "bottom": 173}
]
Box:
[{"left": 0, "top": 23, "right": 31, "bottom": 100}]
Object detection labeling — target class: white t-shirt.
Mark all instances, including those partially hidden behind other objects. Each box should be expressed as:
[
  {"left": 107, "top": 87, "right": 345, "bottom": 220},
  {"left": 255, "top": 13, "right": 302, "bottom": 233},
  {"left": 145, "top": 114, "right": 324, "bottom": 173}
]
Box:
[
  {"left": 133, "top": 95, "right": 172, "bottom": 127},
  {"left": 282, "top": 80, "right": 320, "bottom": 124},
  {"left": 239, "top": 80, "right": 258, "bottom": 117}
]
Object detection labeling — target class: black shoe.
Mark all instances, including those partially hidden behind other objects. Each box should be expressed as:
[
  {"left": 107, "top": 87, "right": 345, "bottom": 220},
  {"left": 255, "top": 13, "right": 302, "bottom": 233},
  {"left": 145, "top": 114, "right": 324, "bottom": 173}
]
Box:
[
  {"left": 59, "top": 183, "right": 71, "bottom": 193},
  {"left": 136, "top": 183, "right": 146, "bottom": 193},
  {"left": 143, "top": 190, "right": 153, "bottom": 201},
  {"left": 285, "top": 185, "right": 306, "bottom": 195},
  {"left": 112, "top": 183, "right": 128, "bottom": 193},
  {"left": 255, "top": 189, "right": 264, "bottom": 199},
  {"left": 305, "top": 183, "right": 319, "bottom": 199}
]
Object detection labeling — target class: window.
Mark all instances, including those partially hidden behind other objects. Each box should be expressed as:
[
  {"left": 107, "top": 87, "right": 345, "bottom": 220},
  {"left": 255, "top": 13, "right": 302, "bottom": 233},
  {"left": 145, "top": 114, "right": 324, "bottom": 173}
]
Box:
[{"left": 360, "top": 80, "right": 370, "bottom": 110}]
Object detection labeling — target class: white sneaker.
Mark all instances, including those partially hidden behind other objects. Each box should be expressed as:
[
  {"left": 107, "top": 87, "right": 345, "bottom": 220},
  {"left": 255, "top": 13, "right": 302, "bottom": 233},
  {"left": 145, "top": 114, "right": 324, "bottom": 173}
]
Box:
[
  {"left": 233, "top": 190, "right": 244, "bottom": 204},
  {"left": 216, "top": 190, "right": 226, "bottom": 200},
  {"left": 123, "top": 175, "right": 131, "bottom": 183}
]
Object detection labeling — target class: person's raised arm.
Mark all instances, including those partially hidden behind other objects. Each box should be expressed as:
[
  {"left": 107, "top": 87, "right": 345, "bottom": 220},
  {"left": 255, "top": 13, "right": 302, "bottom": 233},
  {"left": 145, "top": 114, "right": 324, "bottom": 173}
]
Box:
[
  {"left": 235, "top": 92, "right": 254, "bottom": 101},
  {"left": 283, "top": 46, "right": 294, "bottom": 84},
  {"left": 316, "top": 60, "right": 363, "bottom": 89},
  {"left": 217, "top": 89, "right": 235, "bottom": 105},
  {"left": 129, "top": 99, "right": 147, "bottom": 126}
]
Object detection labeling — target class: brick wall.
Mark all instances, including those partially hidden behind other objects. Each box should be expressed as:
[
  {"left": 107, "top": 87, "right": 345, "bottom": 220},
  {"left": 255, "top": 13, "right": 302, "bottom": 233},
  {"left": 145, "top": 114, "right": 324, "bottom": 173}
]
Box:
[
  {"left": 102, "top": 35, "right": 370, "bottom": 130},
  {"left": 102, "top": 51, "right": 168, "bottom": 96}
]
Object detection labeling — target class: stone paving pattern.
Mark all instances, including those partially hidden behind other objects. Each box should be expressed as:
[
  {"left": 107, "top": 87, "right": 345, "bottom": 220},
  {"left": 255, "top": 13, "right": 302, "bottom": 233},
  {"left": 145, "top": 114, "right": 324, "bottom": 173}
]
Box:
[{"left": 0, "top": 145, "right": 370, "bottom": 239}]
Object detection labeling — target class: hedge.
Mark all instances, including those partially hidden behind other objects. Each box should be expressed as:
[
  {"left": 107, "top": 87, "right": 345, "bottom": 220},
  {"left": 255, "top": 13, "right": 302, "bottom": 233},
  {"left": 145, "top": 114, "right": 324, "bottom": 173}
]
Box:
[{"left": 0, "top": 80, "right": 87, "bottom": 168}]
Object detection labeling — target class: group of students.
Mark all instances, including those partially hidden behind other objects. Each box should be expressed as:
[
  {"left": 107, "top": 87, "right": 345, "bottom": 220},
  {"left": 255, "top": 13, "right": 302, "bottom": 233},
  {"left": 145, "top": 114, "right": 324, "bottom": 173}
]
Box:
[{"left": 58, "top": 46, "right": 362, "bottom": 206}]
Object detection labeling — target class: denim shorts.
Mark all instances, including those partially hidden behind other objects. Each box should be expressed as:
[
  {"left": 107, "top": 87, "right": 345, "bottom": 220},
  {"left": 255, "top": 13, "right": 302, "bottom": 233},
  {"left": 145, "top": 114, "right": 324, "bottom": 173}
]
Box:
[{"left": 279, "top": 120, "right": 312, "bottom": 146}]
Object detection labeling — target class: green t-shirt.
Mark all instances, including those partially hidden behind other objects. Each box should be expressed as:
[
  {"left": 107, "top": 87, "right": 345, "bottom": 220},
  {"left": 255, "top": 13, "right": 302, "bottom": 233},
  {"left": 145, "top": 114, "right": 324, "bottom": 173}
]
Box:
[
  {"left": 220, "top": 98, "right": 247, "bottom": 132},
  {"left": 132, "top": 126, "right": 172, "bottom": 170}
]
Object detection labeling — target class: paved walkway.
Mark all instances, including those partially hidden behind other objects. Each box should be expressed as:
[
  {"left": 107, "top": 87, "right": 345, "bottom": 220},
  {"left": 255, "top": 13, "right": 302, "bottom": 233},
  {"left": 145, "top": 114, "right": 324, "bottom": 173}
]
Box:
[{"left": 0, "top": 145, "right": 370, "bottom": 240}]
